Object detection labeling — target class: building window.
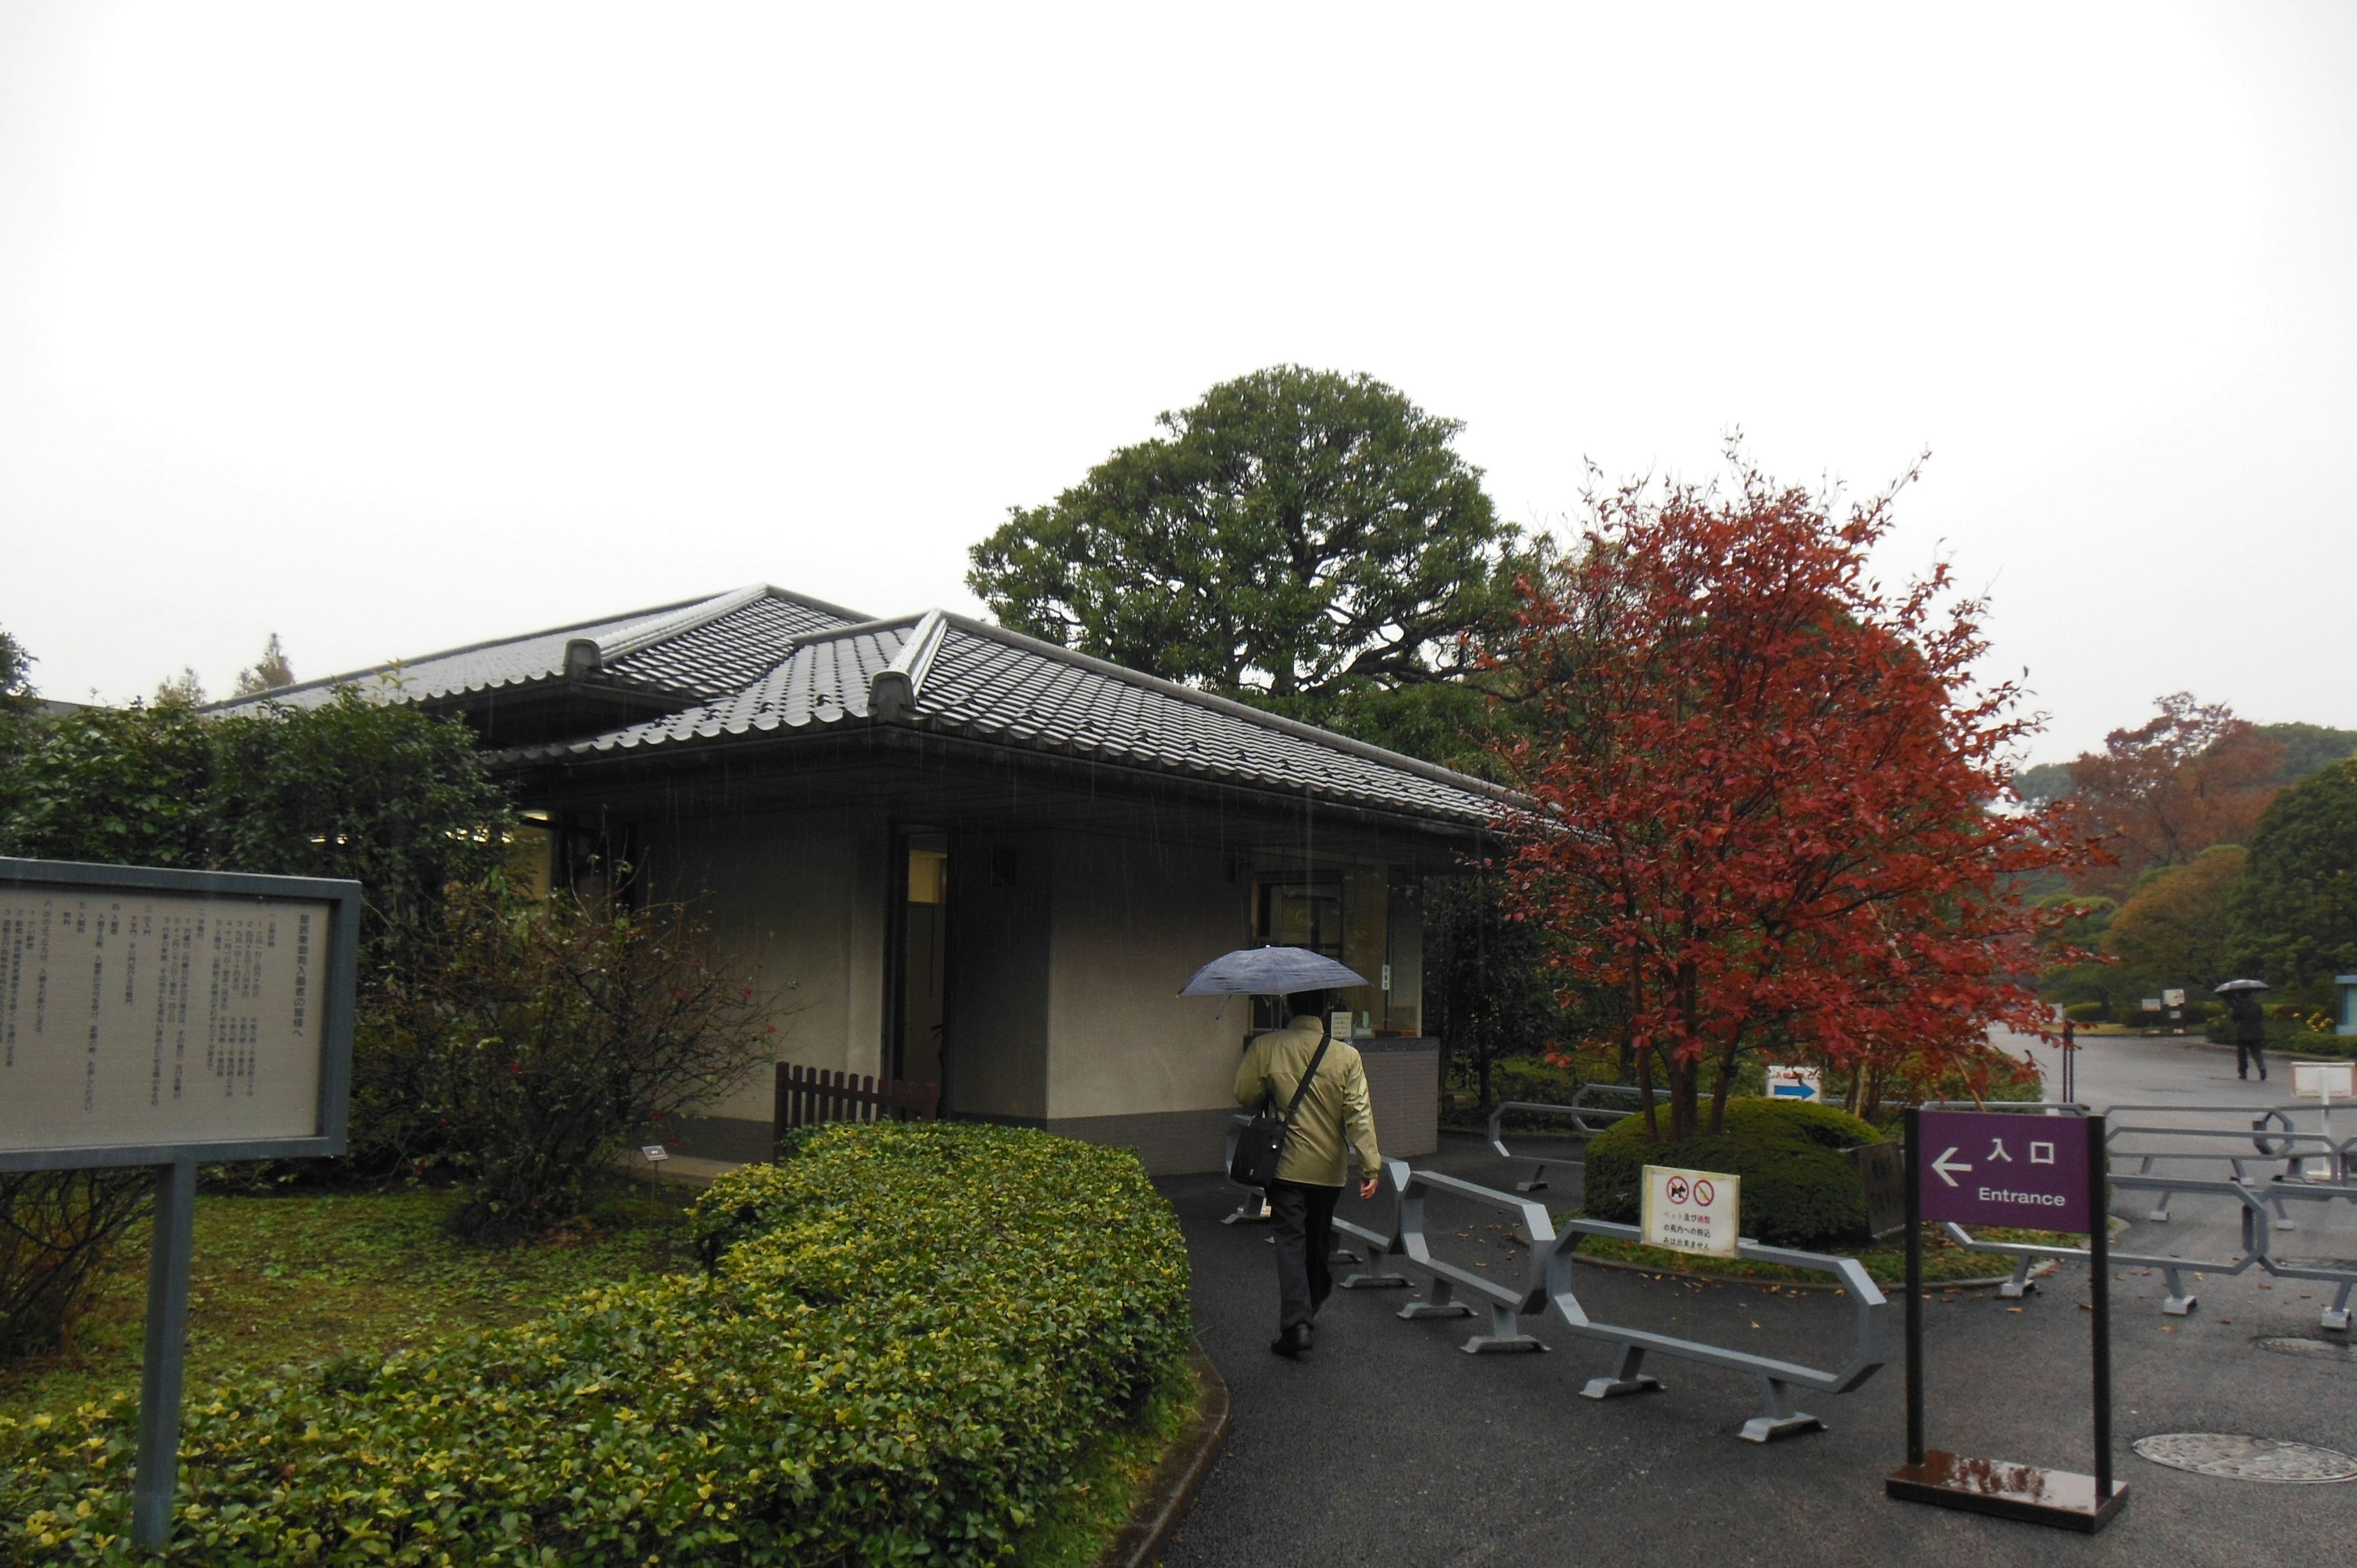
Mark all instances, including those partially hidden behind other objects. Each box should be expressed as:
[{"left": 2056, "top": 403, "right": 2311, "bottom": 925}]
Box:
[{"left": 1258, "top": 876, "right": 1343, "bottom": 957}]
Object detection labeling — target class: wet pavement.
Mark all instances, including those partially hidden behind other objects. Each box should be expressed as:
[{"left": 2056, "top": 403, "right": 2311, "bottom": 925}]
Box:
[{"left": 1157, "top": 1034, "right": 2357, "bottom": 1567}]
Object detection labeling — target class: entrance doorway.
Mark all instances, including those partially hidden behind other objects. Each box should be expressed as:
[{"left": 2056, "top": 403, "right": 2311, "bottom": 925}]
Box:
[{"left": 891, "top": 831, "right": 949, "bottom": 1095}]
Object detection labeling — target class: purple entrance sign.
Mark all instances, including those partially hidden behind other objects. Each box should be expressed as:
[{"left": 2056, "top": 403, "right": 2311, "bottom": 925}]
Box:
[{"left": 1916, "top": 1110, "right": 2093, "bottom": 1234}]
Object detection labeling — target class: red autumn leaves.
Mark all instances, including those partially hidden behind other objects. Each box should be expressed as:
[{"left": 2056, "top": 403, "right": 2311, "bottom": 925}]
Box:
[{"left": 1485, "top": 454, "right": 2099, "bottom": 1140}]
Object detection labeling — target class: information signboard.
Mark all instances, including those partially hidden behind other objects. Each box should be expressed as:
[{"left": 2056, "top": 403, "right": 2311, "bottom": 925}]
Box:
[
  {"left": 0, "top": 881, "right": 345, "bottom": 1164},
  {"left": 0, "top": 857, "right": 358, "bottom": 1548},
  {"left": 1641, "top": 1163, "right": 1740, "bottom": 1258},
  {"left": 1765, "top": 1065, "right": 1821, "bottom": 1102},
  {"left": 1915, "top": 1109, "right": 2091, "bottom": 1234}
]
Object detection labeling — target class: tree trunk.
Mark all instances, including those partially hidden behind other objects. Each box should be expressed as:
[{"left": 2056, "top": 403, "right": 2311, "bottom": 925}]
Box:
[{"left": 1638, "top": 1037, "right": 1659, "bottom": 1141}]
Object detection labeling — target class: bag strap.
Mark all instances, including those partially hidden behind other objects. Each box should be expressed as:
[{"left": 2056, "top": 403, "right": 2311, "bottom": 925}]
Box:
[{"left": 1277, "top": 1018, "right": 1336, "bottom": 1131}]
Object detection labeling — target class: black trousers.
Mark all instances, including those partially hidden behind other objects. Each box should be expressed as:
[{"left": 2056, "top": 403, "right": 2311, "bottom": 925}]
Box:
[
  {"left": 2238, "top": 1040, "right": 2267, "bottom": 1079},
  {"left": 1268, "top": 1180, "right": 1342, "bottom": 1332}
]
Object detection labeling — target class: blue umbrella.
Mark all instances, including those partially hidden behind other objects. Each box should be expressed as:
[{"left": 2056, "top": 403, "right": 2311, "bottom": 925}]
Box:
[{"left": 1178, "top": 946, "right": 1368, "bottom": 997}]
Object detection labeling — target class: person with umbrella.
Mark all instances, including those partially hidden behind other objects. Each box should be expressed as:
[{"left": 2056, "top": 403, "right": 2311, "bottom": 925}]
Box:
[
  {"left": 2218, "top": 978, "right": 2271, "bottom": 1082},
  {"left": 1183, "top": 948, "right": 1384, "bottom": 1359}
]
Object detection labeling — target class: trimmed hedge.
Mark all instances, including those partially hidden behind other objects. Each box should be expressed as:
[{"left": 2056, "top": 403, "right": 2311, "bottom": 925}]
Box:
[
  {"left": 1582, "top": 1097, "right": 1886, "bottom": 1249},
  {"left": 0, "top": 1122, "right": 1191, "bottom": 1564}
]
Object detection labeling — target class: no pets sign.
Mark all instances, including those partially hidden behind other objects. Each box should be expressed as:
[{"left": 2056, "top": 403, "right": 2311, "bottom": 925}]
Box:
[{"left": 1641, "top": 1164, "right": 1742, "bottom": 1259}]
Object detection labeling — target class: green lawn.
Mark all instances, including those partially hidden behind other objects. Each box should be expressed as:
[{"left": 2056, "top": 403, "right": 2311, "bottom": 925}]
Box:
[{"left": 0, "top": 1180, "right": 697, "bottom": 1423}]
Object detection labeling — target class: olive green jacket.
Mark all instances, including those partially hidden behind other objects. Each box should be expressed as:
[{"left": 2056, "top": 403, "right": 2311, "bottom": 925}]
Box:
[{"left": 1233, "top": 1016, "right": 1382, "bottom": 1188}]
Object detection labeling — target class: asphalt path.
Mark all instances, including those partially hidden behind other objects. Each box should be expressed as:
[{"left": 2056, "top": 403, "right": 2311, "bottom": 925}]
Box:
[{"left": 1159, "top": 1034, "right": 2357, "bottom": 1567}]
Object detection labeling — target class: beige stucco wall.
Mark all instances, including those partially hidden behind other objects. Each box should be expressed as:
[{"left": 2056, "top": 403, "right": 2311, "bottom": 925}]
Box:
[
  {"left": 636, "top": 804, "right": 888, "bottom": 1126},
  {"left": 1045, "top": 831, "right": 1253, "bottom": 1122}
]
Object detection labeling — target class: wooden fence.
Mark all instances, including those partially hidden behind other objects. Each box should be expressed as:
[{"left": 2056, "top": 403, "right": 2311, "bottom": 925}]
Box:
[{"left": 773, "top": 1064, "right": 940, "bottom": 1156}]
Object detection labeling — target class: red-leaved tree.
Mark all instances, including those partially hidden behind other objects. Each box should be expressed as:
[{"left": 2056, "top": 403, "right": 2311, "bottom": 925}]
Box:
[
  {"left": 2062, "top": 693, "right": 2284, "bottom": 898},
  {"left": 1487, "top": 452, "right": 2100, "bottom": 1140}
]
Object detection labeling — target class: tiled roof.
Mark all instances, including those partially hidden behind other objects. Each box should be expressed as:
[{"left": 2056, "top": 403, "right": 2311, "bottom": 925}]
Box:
[
  {"left": 210, "top": 586, "right": 867, "bottom": 713},
  {"left": 544, "top": 610, "right": 1512, "bottom": 827}
]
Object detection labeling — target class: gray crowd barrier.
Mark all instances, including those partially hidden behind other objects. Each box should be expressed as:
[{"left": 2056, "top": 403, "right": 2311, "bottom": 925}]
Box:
[
  {"left": 1938, "top": 1105, "right": 2357, "bottom": 1330},
  {"left": 1330, "top": 1158, "right": 1889, "bottom": 1442}
]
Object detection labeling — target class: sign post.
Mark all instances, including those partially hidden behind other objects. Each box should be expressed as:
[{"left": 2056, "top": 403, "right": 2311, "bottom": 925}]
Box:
[
  {"left": 0, "top": 857, "right": 359, "bottom": 1550},
  {"left": 1886, "top": 1107, "right": 2125, "bottom": 1532}
]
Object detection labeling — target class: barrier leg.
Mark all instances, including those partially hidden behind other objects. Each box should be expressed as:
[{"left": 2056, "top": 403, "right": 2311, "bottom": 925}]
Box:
[
  {"left": 1461, "top": 1299, "right": 1547, "bottom": 1355},
  {"left": 2322, "top": 1281, "right": 2353, "bottom": 1334},
  {"left": 2161, "top": 1268, "right": 2198, "bottom": 1315},
  {"left": 1329, "top": 1242, "right": 1363, "bottom": 1265},
  {"left": 1223, "top": 1192, "right": 1272, "bottom": 1226},
  {"left": 1341, "top": 1263, "right": 1411, "bottom": 1290},
  {"left": 1399, "top": 1277, "right": 1474, "bottom": 1321},
  {"left": 1999, "top": 1254, "right": 2040, "bottom": 1299},
  {"left": 2142, "top": 1157, "right": 2170, "bottom": 1222},
  {"left": 1739, "top": 1375, "right": 1823, "bottom": 1443},
  {"left": 1581, "top": 1341, "right": 1664, "bottom": 1400},
  {"left": 2271, "top": 1190, "right": 2297, "bottom": 1232},
  {"left": 1516, "top": 1162, "right": 1551, "bottom": 1194}
]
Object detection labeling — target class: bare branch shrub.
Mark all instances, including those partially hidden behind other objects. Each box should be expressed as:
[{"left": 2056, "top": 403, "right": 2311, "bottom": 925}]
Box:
[
  {"left": 0, "top": 1169, "right": 155, "bottom": 1362},
  {"left": 370, "top": 887, "right": 791, "bottom": 1241}
]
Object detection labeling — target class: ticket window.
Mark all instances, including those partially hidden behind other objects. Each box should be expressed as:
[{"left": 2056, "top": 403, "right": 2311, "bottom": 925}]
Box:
[{"left": 894, "top": 835, "right": 949, "bottom": 1090}]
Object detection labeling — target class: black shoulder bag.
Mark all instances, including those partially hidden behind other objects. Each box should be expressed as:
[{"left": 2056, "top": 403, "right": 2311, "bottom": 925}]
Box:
[{"left": 1228, "top": 1021, "right": 1335, "bottom": 1188}]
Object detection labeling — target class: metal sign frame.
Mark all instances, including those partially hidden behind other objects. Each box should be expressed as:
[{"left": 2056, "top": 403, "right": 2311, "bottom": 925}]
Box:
[
  {"left": 1887, "top": 1107, "right": 2127, "bottom": 1532},
  {"left": 0, "top": 855, "right": 362, "bottom": 1548}
]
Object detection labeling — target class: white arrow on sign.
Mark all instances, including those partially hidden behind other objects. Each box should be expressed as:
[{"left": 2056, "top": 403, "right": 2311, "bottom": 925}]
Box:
[{"left": 1930, "top": 1147, "right": 1973, "bottom": 1188}]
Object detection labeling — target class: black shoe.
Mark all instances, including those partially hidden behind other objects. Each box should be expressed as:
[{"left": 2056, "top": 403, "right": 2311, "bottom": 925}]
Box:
[{"left": 1269, "top": 1326, "right": 1310, "bottom": 1358}]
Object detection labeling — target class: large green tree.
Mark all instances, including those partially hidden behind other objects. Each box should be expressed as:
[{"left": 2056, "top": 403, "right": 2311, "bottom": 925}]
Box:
[
  {"left": 2103, "top": 844, "right": 2247, "bottom": 1002},
  {"left": 968, "top": 367, "right": 1522, "bottom": 741},
  {"left": 2232, "top": 757, "right": 2357, "bottom": 1000}
]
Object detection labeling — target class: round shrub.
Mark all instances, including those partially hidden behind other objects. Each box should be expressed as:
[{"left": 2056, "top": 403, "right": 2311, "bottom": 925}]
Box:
[
  {"left": 2063, "top": 1001, "right": 2107, "bottom": 1024},
  {"left": 1582, "top": 1096, "right": 1886, "bottom": 1249},
  {"left": 0, "top": 1122, "right": 1191, "bottom": 1564}
]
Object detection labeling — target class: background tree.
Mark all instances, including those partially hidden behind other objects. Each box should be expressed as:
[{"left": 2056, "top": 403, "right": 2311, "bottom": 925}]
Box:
[
  {"left": 2254, "top": 721, "right": 2357, "bottom": 786},
  {"left": 153, "top": 666, "right": 207, "bottom": 706},
  {"left": 2231, "top": 757, "right": 2357, "bottom": 1002},
  {"left": 2102, "top": 845, "right": 2247, "bottom": 1003},
  {"left": 2034, "top": 892, "right": 2120, "bottom": 1016},
  {"left": 967, "top": 366, "right": 1529, "bottom": 752},
  {"left": 233, "top": 632, "right": 296, "bottom": 697},
  {"left": 0, "top": 627, "right": 34, "bottom": 719},
  {"left": 1422, "top": 874, "right": 1573, "bottom": 1106},
  {"left": 1491, "top": 450, "right": 2096, "bottom": 1141},
  {"left": 2062, "top": 693, "right": 2283, "bottom": 897}
]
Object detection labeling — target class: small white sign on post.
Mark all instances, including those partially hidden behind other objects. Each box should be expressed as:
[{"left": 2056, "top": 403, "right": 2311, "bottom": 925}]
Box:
[
  {"left": 640, "top": 1144, "right": 671, "bottom": 1163},
  {"left": 1766, "top": 1065, "right": 1822, "bottom": 1102},
  {"left": 2294, "top": 1062, "right": 2355, "bottom": 1101},
  {"left": 1641, "top": 1163, "right": 1741, "bottom": 1259},
  {"left": 2162, "top": 988, "right": 2187, "bottom": 1008}
]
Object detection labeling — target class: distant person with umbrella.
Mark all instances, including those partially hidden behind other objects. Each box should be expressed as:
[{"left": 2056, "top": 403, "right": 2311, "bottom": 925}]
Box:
[
  {"left": 1182, "top": 947, "right": 1382, "bottom": 1359},
  {"left": 2218, "top": 979, "right": 2271, "bottom": 1082}
]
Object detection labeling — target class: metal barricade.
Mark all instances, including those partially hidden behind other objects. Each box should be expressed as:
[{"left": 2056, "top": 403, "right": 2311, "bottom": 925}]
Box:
[
  {"left": 1932, "top": 1150, "right": 2357, "bottom": 1329},
  {"left": 1333, "top": 1159, "right": 1889, "bottom": 1441},
  {"left": 1484, "top": 1083, "right": 1706, "bottom": 1194},
  {"left": 1543, "top": 1216, "right": 1888, "bottom": 1442}
]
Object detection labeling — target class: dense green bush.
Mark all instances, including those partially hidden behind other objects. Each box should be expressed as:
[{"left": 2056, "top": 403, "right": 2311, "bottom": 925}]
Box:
[
  {"left": 1582, "top": 1097, "right": 1886, "bottom": 1249},
  {"left": 0, "top": 1122, "right": 1191, "bottom": 1564},
  {"left": 2063, "top": 1001, "right": 2108, "bottom": 1023}
]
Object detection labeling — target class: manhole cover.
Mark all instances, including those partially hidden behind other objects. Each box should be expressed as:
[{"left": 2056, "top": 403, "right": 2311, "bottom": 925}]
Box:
[
  {"left": 2133, "top": 1434, "right": 2357, "bottom": 1483},
  {"left": 2257, "top": 1337, "right": 2357, "bottom": 1362}
]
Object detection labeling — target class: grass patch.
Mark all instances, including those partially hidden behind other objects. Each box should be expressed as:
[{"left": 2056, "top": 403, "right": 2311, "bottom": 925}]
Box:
[
  {"left": 1565, "top": 1223, "right": 2083, "bottom": 1288},
  {"left": 0, "top": 1179, "right": 694, "bottom": 1424},
  {"left": 1008, "top": 1354, "right": 1201, "bottom": 1568}
]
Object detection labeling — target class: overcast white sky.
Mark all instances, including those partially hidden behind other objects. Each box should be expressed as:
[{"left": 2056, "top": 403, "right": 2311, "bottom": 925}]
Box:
[{"left": 3, "top": 3, "right": 2351, "bottom": 759}]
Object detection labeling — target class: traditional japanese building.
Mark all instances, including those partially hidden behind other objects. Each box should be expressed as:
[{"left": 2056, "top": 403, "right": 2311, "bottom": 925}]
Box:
[{"left": 224, "top": 585, "right": 1509, "bottom": 1172}]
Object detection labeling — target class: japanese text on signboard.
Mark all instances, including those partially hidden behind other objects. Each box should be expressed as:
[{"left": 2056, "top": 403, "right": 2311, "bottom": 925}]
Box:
[
  {"left": 1916, "top": 1110, "right": 2092, "bottom": 1234},
  {"left": 0, "top": 887, "right": 330, "bottom": 1153}
]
